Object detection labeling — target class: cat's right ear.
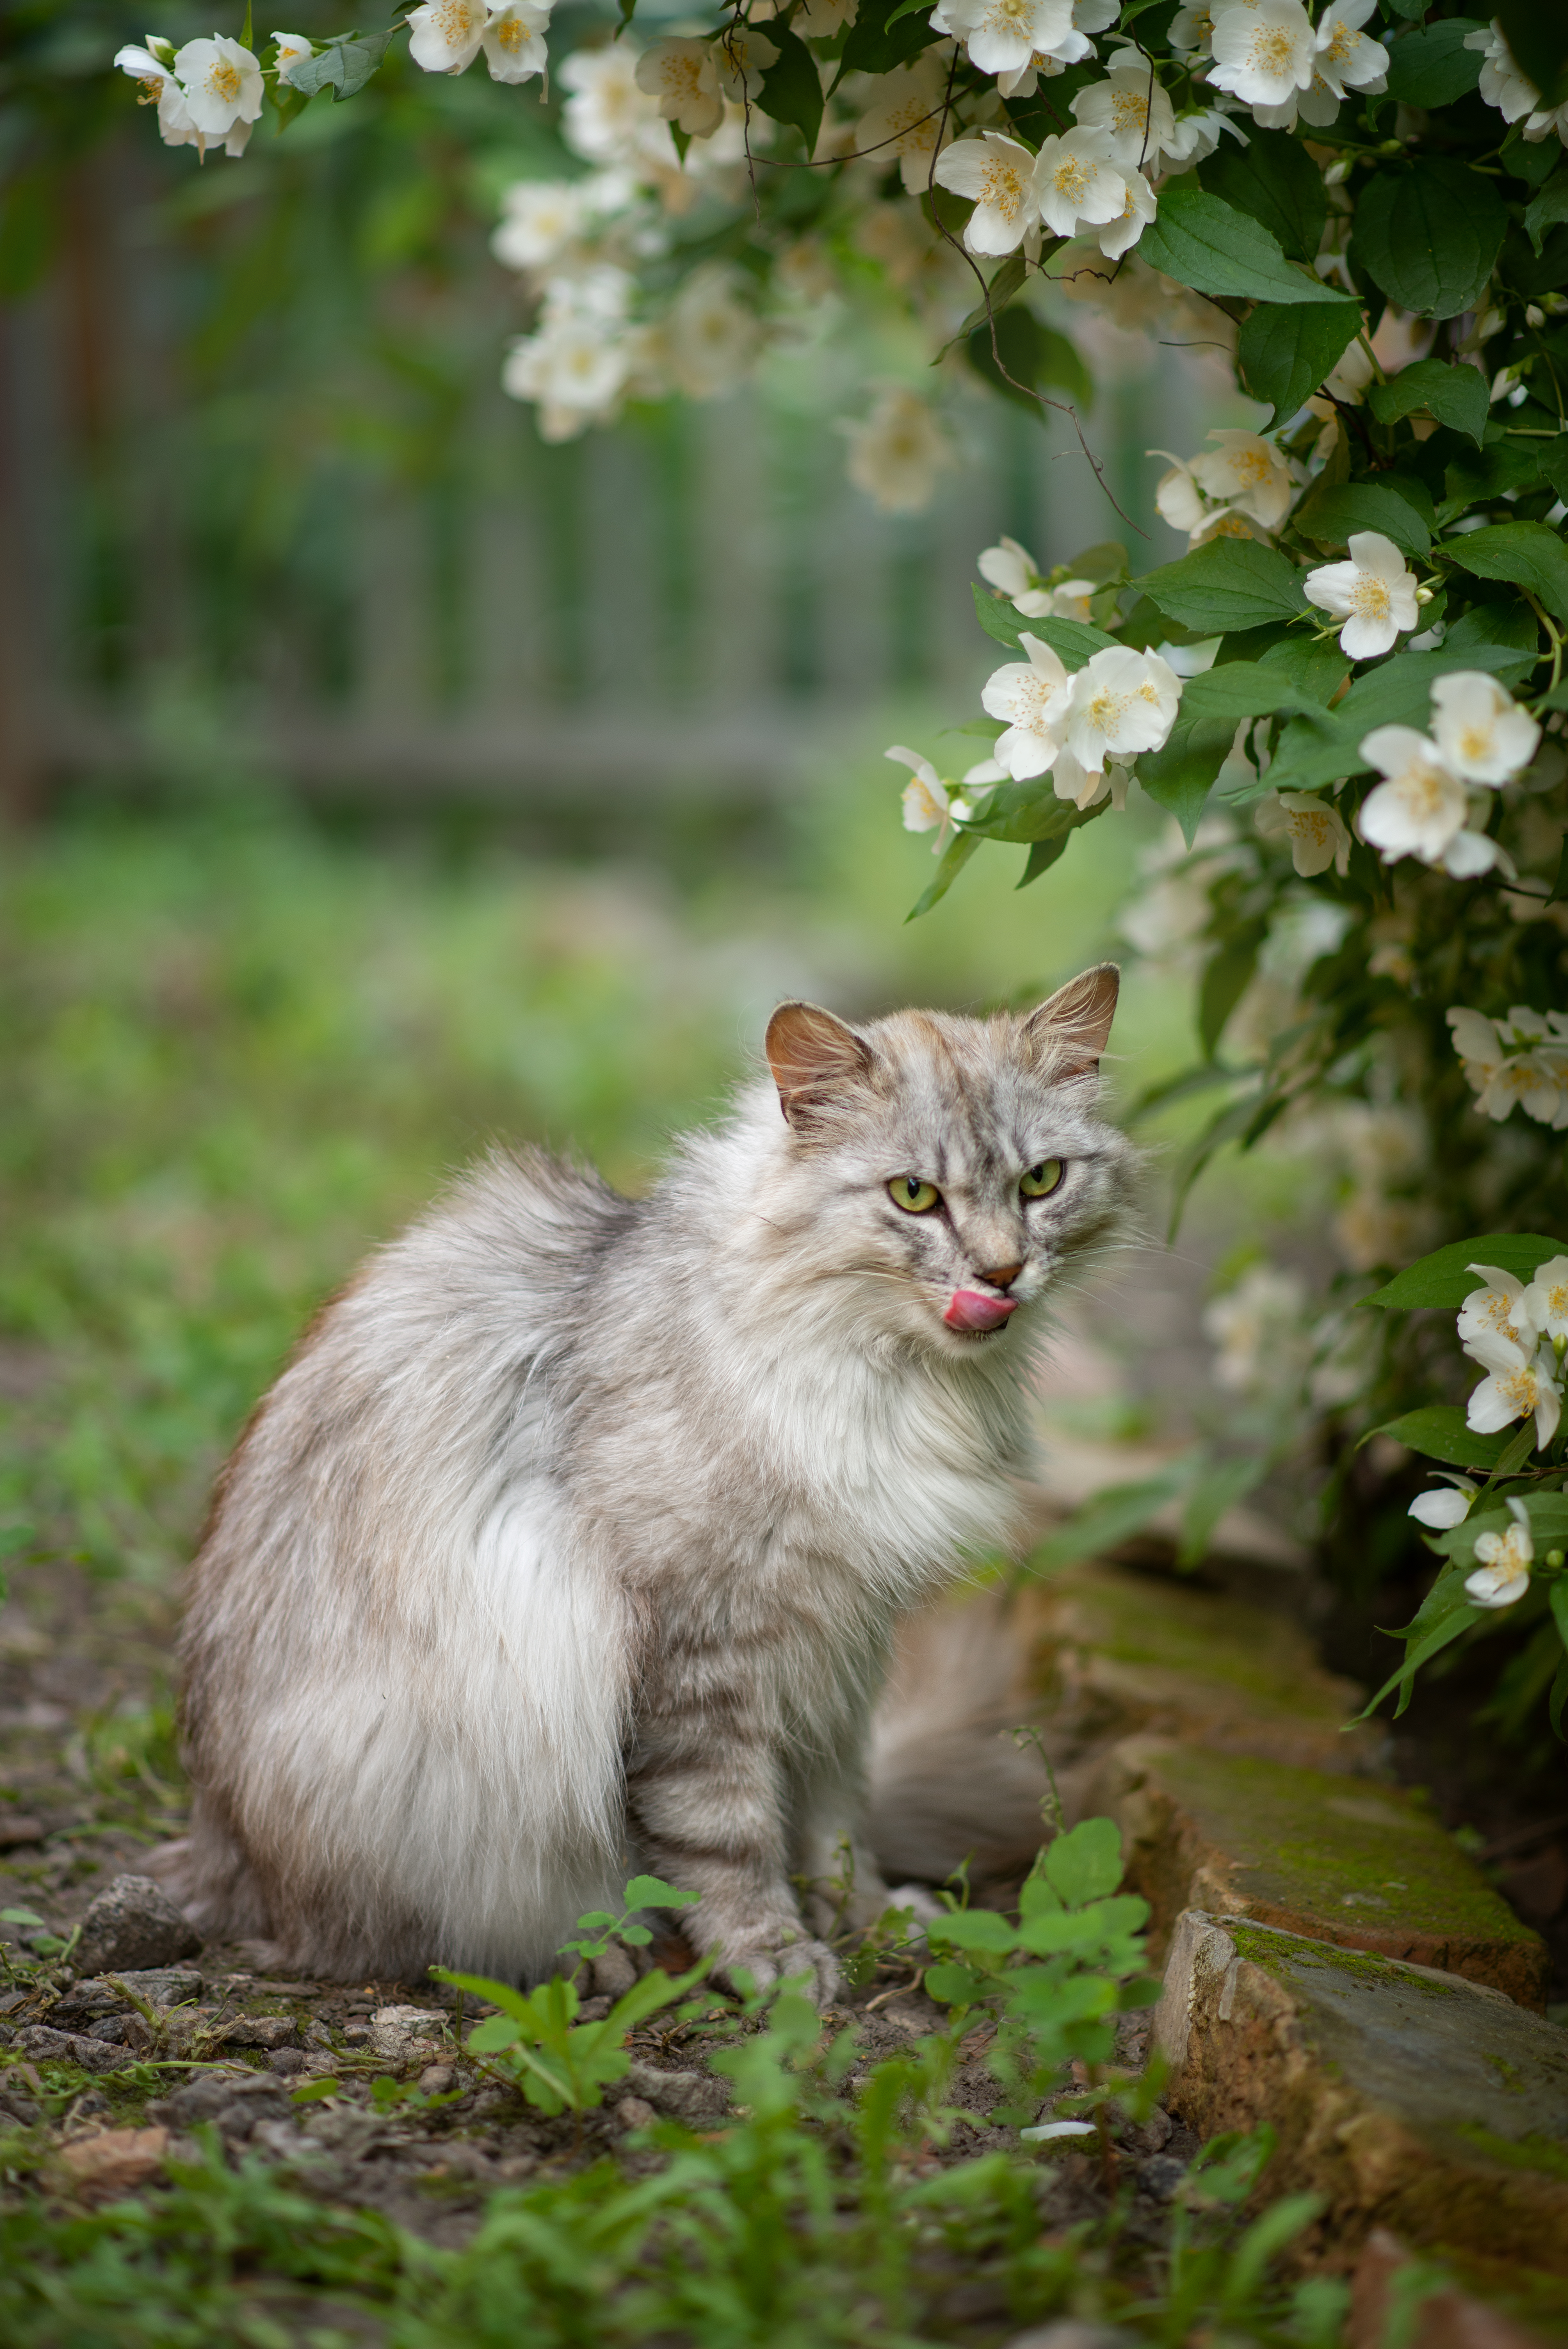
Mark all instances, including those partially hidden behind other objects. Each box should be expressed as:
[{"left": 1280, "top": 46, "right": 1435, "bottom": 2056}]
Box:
[
  {"left": 1022, "top": 962, "right": 1120, "bottom": 1078},
  {"left": 765, "top": 1002, "right": 874, "bottom": 1128}
]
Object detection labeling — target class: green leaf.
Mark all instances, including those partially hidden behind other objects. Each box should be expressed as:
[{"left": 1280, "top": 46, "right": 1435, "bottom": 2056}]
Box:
[
  {"left": 290, "top": 2076, "right": 341, "bottom": 2103},
  {"left": 924, "top": 1961, "right": 988, "bottom": 2004},
  {"left": 1043, "top": 1817, "right": 1124, "bottom": 1908},
  {"left": 906, "top": 831, "right": 979, "bottom": 920},
  {"left": 467, "top": 2013, "right": 525, "bottom": 2052},
  {"left": 286, "top": 26, "right": 399, "bottom": 100},
  {"left": 1178, "top": 1454, "right": 1267, "bottom": 1568},
  {"left": 1026, "top": 1469, "right": 1194, "bottom": 1573},
  {"left": 1525, "top": 166, "right": 1568, "bottom": 256},
  {"left": 756, "top": 26, "right": 824, "bottom": 150},
  {"left": 1135, "top": 538, "right": 1308, "bottom": 632},
  {"left": 1382, "top": 17, "right": 1486, "bottom": 107},
  {"left": 1291, "top": 479, "right": 1431, "bottom": 559},
  {"left": 1196, "top": 129, "right": 1327, "bottom": 265},
  {"left": 1137, "top": 716, "right": 1237, "bottom": 844},
  {"left": 1493, "top": 0, "right": 1568, "bottom": 111},
  {"left": 966, "top": 306, "right": 1092, "bottom": 413},
  {"left": 1237, "top": 301, "right": 1363, "bottom": 426},
  {"left": 1025, "top": 614, "right": 1118, "bottom": 665},
  {"left": 0, "top": 1906, "right": 44, "bottom": 1927},
  {"left": 836, "top": 0, "right": 940, "bottom": 78},
  {"left": 1016, "top": 796, "right": 1111, "bottom": 885},
  {"left": 972, "top": 583, "right": 1025, "bottom": 649},
  {"left": 1349, "top": 158, "right": 1508, "bottom": 320},
  {"left": 1139, "top": 180, "right": 1359, "bottom": 306},
  {"left": 952, "top": 255, "right": 1028, "bottom": 344},
  {"left": 1363, "top": 1233, "right": 1566, "bottom": 1310},
  {"left": 1199, "top": 929, "right": 1263, "bottom": 1058},
  {"left": 1442, "top": 521, "right": 1568, "bottom": 626},
  {"left": 621, "top": 1874, "right": 701, "bottom": 1911},
  {"left": 1178, "top": 662, "right": 1327, "bottom": 725},
  {"left": 1367, "top": 356, "right": 1489, "bottom": 447},
  {"left": 1255, "top": 633, "right": 1350, "bottom": 702},
  {"left": 1362, "top": 1407, "right": 1512, "bottom": 1470},
  {"left": 1357, "top": 1600, "right": 1481, "bottom": 1721}
]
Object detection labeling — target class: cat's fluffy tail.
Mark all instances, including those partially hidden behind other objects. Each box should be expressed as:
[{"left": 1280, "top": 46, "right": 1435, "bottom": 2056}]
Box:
[{"left": 865, "top": 1582, "right": 1091, "bottom": 1890}]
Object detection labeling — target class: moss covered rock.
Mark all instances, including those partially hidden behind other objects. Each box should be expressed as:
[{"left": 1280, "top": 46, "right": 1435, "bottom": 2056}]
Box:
[
  {"left": 1154, "top": 1912, "right": 1568, "bottom": 2274},
  {"left": 1100, "top": 1737, "right": 1548, "bottom": 2009}
]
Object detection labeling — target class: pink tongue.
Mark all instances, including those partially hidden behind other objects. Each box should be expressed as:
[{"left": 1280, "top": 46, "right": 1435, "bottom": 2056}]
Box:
[{"left": 944, "top": 1289, "right": 1017, "bottom": 1333}]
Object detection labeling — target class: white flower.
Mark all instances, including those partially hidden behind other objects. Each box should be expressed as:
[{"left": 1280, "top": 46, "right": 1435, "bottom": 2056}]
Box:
[
  {"left": 1465, "top": 1500, "right": 1535, "bottom": 1609},
  {"left": 1312, "top": 0, "right": 1387, "bottom": 102},
  {"left": 1032, "top": 125, "right": 1128, "bottom": 238},
  {"left": 171, "top": 35, "right": 264, "bottom": 134},
  {"left": 270, "top": 31, "right": 313, "bottom": 83},
  {"left": 889, "top": 744, "right": 956, "bottom": 839},
  {"left": 1096, "top": 165, "right": 1156, "bottom": 259},
  {"left": 934, "top": 133, "right": 1044, "bottom": 255},
  {"left": 1070, "top": 57, "right": 1178, "bottom": 169},
  {"left": 1466, "top": 1334, "right": 1563, "bottom": 1448},
  {"left": 1522, "top": 1255, "right": 1568, "bottom": 1347},
  {"left": 856, "top": 57, "right": 954, "bottom": 196},
  {"left": 1465, "top": 21, "right": 1538, "bottom": 126},
  {"left": 982, "top": 634, "right": 1073, "bottom": 778},
  {"left": 502, "top": 277, "right": 632, "bottom": 439},
  {"left": 845, "top": 386, "right": 953, "bottom": 514},
  {"left": 1021, "top": 2120, "right": 1098, "bottom": 2141},
  {"left": 1408, "top": 1475, "right": 1478, "bottom": 1531},
  {"left": 1447, "top": 1004, "right": 1507, "bottom": 1092},
  {"left": 114, "top": 41, "right": 200, "bottom": 147},
  {"left": 665, "top": 264, "right": 758, "bottom": 399},
  {"left": 635, "top": 39, "right": 724, "bottom": 137},
  {"left": 887, "top": 746, "right": 1001, "bottom": 843},
  {"left": 405, "top": 0, "right": 488, "bottom": 75},
  {"left": 1429, "top": 671, "right": 1541, "bottom": 788},
  {"left": 1204, "top": 1264, "right": 1307, "bottom": 1395},
  {"left": 1304, "top": 531, "right": 1419, "bottom": 660},
  {"left": 1061, "top": 644, "right": 1181, "bottom": 777},
  {"left": 559, "top": 45, "right": 671, "bottom": 170},
  {"left": 1159, "top": 105, "right": 1239, "bottom": 167},
  {"left": 1207, "top": 0, "right": 1315, "bottom": 114},
  {"left": 1153, "top": 455, "right": 1208, "bottom": 539},
  {"left": 1356, "top": 726, "right": 1500, "bottom": 876},
  {"left": 1048, "top": 578, "right": 1099, "bottom": 622},
  {"left": 1458, "top": 1264, "right": 1539, "bottom": 1359},
  {"left": 931, "top": 0, "right": 1078, "bottom": 78},
  {"left": 493, "top": 181, "right": 587, "bottom": 273},
  {"left": 979, "top": 535, "right": 1047, "bottom": 610},
  {"left": 1169, "top": 0, "right": 1216, "bottom": 52},
  {"left": 1255, "top": 789, "right": 1351, "bottom": 877},
  {"left": 796, "top": 0, "right": 856, "bottom": 32},
  {"left": 1051, "top": 747, "right": 1130, "bottom": 809},
  {"left": 1189, "top": 429, "right": 1293, "bottom": 531},
  {"left": 712, "top": 24, "right": 778, "bottom": 101},
  {"left": 482, "top": 0, "right": 550, "bottom": 85}
]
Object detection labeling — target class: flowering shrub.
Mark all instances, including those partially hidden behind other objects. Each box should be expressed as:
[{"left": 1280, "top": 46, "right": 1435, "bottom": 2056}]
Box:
[{"left": 105, "top": 0, "right": 1568, "bottom": 1727}]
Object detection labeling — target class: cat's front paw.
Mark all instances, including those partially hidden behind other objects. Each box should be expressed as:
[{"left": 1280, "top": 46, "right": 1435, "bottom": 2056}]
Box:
[{"left": 714, "top": 1933, "right": 839, "bottom": 2008}]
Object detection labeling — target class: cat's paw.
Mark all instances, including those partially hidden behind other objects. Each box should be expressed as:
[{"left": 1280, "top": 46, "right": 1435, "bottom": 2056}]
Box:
[{"left": 715, "top": 1934, "right": 839, "bottom": 2008}]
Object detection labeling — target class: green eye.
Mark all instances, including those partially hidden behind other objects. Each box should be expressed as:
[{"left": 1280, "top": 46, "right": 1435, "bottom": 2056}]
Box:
[
  {"left": 1020, "top": 1160, "right": 1064, "bottom": 1199},
  {"left": 889, "top": 1176, "right": 941, "bottom": 1214}
]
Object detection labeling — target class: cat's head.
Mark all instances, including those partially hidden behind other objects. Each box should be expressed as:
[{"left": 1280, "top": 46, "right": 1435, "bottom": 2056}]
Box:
[{"left": 756, "top": 968, "right": 1136, "bottom": 1362}]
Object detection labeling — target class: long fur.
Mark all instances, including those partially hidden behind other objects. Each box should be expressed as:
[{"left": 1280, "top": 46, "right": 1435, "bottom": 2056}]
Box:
[{"left": 161, "top": 986, "right": 1138, "bottom": 1991}]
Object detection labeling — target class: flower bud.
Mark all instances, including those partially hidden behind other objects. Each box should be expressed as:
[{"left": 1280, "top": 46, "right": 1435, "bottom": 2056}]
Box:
[
  {"left": 1324, "top": 157, "right": 1352, "bottom": 185},
  {"left": 1415, "top": 586, "right": 1434, "bottom": 605}
]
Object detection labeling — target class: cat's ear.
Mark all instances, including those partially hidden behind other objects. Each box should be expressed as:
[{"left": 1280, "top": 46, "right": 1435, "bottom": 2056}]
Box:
[
  {"left": 1023, "top": 963, "right": 1120, "bottom": 1078},
  {"left": 765, "top": 1002, "right": 874, "bottom": 1127}
]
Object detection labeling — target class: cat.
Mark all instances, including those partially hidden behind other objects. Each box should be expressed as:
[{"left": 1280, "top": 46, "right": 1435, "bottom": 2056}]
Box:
[{"left": 157, "top": 966, "right": 1136, "bottom": 2000}]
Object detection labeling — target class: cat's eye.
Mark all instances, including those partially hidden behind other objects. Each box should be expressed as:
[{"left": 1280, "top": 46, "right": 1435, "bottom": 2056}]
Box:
[
  {"left": 889, "top": 1176, "right": 941, "bottom": 1214},
  {"left": 1020, "top": 1160, "right": 1064, "bottom": 1199}
]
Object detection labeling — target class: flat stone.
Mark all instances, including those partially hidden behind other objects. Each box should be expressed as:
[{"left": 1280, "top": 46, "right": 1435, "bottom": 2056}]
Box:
[
  {"left": 1348, "top": 2230, "right": 1559, "bottom": 2349},
  {"left": 1099, "top": 1737, "right": 1548, "bottom": 2008},
  {"left": 71, "top": 1875, "right": 201, "bottom": 1977},
  {"left": 1153, "top": 1912, "right": 1568, "bottom": 2272},
  {"left": 370, "top": 2005, "right": 446, "bottom": 2067},
  {"left": 218, "top": 2014, "right": 299, "bottom": 2051},
  {"left": 16, "top": 2024, "right": 136, "bottom": 2073},
  {"left": 1017, "top": 1561, "right": 1383, "bottom": 1776},
  {"left": 623, "top": 2058, "right": 730, "bottom": 2123}
]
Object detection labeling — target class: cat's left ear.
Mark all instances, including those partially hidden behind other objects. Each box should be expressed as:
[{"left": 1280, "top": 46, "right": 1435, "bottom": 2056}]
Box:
[
  {"left": 765, "top": 1002, "right": 874, "bottom": 1128},
  {"left": 1022, "top": 963, "right": 1120, "bottom": 1078}
]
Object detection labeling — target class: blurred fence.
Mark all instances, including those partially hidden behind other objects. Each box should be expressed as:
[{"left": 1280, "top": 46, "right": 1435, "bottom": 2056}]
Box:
[{"left": 0, "top": 139, "right": 1212, "bottom": 820}]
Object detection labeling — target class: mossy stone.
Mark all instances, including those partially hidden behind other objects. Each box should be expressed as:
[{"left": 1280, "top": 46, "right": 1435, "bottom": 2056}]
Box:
[{"left": 1109, "top": 1740, "right": 1548, "bottom": 2009}]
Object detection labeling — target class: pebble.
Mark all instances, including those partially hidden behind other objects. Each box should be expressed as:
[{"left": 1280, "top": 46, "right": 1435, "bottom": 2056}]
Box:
[{"left": 70, "top": 1876, "right": 201, "bottom": 1978}]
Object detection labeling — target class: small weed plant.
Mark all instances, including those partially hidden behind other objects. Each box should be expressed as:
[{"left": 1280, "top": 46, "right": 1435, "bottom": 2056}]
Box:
[{"left": 0, "top": 1833, "right": 1347, "bottom": 2345}]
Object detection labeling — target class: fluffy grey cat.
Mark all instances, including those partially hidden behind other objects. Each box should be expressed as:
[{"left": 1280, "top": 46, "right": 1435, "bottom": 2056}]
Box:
[{"left": 161, "top": 967, "right": 1135, "bottom": 1999}]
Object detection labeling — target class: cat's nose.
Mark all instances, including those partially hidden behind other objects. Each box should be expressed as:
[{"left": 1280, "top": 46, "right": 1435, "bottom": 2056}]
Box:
[{"left": 980, "top": 1263, "right": 1023, "bottom": 1292}]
